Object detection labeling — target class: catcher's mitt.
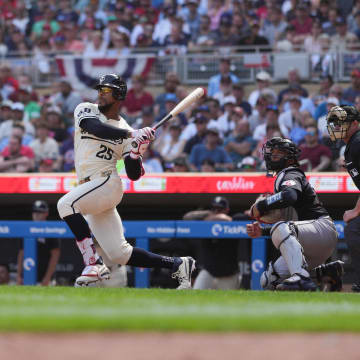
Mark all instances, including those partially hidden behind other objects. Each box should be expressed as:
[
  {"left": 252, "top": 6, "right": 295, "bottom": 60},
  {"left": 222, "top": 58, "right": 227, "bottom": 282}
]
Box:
[{"left": 250, "top": 194, "right": 284, "bottom": 224}]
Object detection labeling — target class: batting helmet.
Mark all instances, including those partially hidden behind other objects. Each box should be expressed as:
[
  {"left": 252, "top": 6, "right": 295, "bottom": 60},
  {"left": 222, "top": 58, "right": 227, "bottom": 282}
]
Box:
[
  {"left": 94, "top": 74, "right": 127, "bottom": 100},
  {"left": 262, "top": 137, "right": 300, "bottom": 172}
]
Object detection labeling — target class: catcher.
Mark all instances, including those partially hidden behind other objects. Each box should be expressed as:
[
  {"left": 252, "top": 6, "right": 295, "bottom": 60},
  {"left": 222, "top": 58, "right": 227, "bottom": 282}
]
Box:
[{"left": 246, "top": 137, "right": 342, "bottom": 291}]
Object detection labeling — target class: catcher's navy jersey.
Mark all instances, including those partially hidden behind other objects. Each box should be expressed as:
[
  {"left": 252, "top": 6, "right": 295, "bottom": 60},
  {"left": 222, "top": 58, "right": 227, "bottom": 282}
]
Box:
[
  {"left": 344, "top": 129, "right": 360, "bottom": 190},
  {"left": 274, "top": 167, "right": 329, "bottom": 220}
]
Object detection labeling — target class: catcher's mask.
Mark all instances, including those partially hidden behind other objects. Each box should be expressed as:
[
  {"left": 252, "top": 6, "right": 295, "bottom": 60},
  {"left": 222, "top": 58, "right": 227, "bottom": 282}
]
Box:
[
  {"left": 326, "top": 105, "right": 360, "bottom": 141},
  {"left": 94, "top": 74, "right": 127, "bottom": 100},
  {"left": 263, "top": 137, "right": 300, "bottom": 172}
]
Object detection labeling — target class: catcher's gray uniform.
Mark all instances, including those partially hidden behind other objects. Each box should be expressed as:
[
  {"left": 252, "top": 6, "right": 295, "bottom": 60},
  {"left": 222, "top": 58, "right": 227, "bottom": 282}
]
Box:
[{"left": 260, "top": 167, "right": 338, "bottom": 289}]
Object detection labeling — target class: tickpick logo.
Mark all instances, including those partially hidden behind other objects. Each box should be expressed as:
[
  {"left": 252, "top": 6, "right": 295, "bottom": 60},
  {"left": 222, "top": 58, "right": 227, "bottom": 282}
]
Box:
[
  {"left": 24, "top": 257, "right": 35, "bottom": 271},
  {"left": 211, "top": 224, "right": 223, "bottom": 236},
  {"left": 252, "top": 259, "right": 264, "bottom": 273}
]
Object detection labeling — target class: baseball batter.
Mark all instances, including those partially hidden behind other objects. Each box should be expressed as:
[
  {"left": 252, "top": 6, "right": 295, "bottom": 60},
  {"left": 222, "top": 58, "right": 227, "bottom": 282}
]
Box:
[
  {"left": 247, "top": 137, "right": 341, "bottom": 291},
  {"left": 57, "top": 73, "right": 195, "bottom": 288}
]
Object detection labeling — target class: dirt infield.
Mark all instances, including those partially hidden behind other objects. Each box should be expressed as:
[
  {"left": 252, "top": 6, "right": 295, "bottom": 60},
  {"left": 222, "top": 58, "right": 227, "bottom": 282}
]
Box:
[{"left": 1, "top": 333, "right": 359, "bottom": 360}]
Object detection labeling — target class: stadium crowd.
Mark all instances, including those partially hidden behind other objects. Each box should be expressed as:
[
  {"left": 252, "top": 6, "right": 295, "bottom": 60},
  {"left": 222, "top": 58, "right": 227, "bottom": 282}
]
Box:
[{"left": 0, "top": 0, "right": 359, "bottom": 174}]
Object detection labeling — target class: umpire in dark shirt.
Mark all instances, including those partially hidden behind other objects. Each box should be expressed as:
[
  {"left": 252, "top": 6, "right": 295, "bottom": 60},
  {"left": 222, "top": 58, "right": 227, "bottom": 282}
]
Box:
[
  {"left": 17, "top": 200, "right": 61, "bottom": 286},
  {"left": 327, "top": 105, "right": 360, "bottom": 291},
  {"left": 183, "top": 196, "right": 240, "bottom": 290}
]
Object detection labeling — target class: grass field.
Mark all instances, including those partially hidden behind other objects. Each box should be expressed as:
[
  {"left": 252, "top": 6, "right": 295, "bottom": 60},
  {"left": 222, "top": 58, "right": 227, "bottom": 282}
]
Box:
[{"left": 1, "top": 286, "right": 360, "bottom": 332}]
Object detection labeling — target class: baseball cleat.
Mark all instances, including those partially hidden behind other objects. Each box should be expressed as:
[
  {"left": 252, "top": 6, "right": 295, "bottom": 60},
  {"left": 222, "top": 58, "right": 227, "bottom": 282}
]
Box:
[
  {"left": 74, "top": 263, "right": 111, "bottom": 287},
  {"left": 276, "top": 273, "right": 318, "bottom": 291},
  {"left": 314, "top": 260, "right": 344, "bottom": 292},
  {"left": 172, "top": 256, "right": 196, "bottom": 289}
]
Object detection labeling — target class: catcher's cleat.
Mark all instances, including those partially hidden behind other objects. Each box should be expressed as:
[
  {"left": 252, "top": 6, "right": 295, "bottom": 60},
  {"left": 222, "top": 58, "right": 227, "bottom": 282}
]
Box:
[
  {"left": 314, "top": 260, "right": 344, "bottom": 292},
  {"left": 276, "top": 273, "right": 318, "bottom": 292},
  {"left": 172, "top": 256, "right": 196, "bottom": 290},
  {"left": 75, "top": 259, "right": 110, "bottom": 287}
]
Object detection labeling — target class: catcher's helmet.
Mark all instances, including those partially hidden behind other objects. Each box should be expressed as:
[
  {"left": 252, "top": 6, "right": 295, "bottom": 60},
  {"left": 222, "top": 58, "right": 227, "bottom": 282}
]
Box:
[
  {"left": 263, "top": 137, "right": 300, "bottom": 172},
  {"left": 326, "top": 105, "right": 360, "bottom": 141},
  {"left": 94, "top": 74, "right": 127, "bottom": 100}
]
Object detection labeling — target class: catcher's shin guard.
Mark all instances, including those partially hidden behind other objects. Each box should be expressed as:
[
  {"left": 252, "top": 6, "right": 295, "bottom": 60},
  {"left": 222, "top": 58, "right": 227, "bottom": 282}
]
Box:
[{"left": 314, "top": 260, "right": 344, "bottom": 292}]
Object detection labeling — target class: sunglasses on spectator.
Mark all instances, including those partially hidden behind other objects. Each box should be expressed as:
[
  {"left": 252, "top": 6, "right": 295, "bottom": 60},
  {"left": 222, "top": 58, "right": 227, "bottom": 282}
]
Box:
[
  {"left": 306, "top": 130, "right": 316, "bottom": 136},
  {"left": 98, "top": 87, "right": 113, "bottom": 95}
]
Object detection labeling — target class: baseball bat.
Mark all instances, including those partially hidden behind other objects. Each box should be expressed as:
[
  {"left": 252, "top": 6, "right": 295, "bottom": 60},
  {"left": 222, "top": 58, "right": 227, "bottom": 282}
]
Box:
[{"left": 132, "top": 87, "right": 206, "bottom": 147}]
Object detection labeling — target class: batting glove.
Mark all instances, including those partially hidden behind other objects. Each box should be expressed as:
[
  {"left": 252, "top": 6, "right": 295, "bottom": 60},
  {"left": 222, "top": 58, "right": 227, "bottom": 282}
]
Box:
[
  {"left": 130, "top": 138, "right": 150, "bottom": 160},
  {"left": 130, "top": 127, "right": 155, "bottom": 141}
]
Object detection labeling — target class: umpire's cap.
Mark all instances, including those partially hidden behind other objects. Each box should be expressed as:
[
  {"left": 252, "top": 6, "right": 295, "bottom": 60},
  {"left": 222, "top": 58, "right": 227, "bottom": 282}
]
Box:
[
  {"left": 211, "top": 196, "right": 229, "bottom": 209},
  {"left": 32, "top": 200, "right": 49, "bottom": 213},
  {"left": 94, "top": 74, "right": 127, "bottom": 100}
]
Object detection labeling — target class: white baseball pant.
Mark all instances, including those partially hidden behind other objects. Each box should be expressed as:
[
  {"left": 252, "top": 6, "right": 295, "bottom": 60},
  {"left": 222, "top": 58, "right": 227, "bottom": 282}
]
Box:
[{"left": 57, "top": 175, "right": 133, "bottom": 265}]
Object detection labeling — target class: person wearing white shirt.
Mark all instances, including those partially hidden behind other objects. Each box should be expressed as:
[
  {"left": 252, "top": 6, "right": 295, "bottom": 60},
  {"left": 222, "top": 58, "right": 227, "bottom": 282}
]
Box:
[
  {"left": 83, "top": 30, "right": 108, "bottom": 57},
  {"left": 248, "top": 71, "right": 277, "bottom": 108}
]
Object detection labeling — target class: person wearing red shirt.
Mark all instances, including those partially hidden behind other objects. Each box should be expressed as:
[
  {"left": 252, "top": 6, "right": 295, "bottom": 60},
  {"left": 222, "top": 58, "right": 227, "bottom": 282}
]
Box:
[
  {"left": 291, "top": 4, "right": 313, "bottom": 39},
  {"left": 122, "top": 75, "right": 154, "bottom": 120},
  {"left": 298, "top": 125, "right": 332, "bottom": 172},
  {"left": 0, "top": 134, "right": 34, "bottom": 173}
]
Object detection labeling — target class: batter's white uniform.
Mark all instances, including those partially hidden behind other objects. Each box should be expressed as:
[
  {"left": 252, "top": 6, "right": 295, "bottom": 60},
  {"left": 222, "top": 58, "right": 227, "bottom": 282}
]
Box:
[{"left": 57, "top": 102, "right": 134, "bottom": 265}]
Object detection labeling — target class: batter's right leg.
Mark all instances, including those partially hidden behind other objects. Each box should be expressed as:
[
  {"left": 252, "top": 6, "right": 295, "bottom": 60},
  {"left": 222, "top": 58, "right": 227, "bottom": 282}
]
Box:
[
  {"left": 87, "top": 209, "right": 196, "bottom": 289},
  {"left": 344, "top": 216, "right": 360, "bottom": 292}
]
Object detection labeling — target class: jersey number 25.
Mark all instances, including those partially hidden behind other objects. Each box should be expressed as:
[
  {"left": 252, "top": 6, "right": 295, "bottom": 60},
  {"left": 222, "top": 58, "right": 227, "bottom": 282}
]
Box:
[{"left": 96, "top": 144, "right": 114, "bottom": 160}]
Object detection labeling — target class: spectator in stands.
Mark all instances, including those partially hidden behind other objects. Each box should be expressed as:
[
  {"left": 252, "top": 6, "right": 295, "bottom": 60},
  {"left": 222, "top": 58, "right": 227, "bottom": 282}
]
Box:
[
  {"left": 0, "top": 122, "right": 33, "bottom": 152},
  {"left": 173, "top": 156, "right": 190, "bottom": 172},
  {"left": 208, "top": 0, "right": 231, "bottom": 31},
  {"left": 5, "top": 26, "right": 31, "bottom": 54},
  {"left": 230, "top": 11, "right": 249, "bottom": 43},
  {"left": 15, "top": 86, "right": 41, "bottom": 125},
  {"left": 54, "top": 127, "right": 75, "bottom": 172},
  {"left": 247, "top": 93, "right": 272, "bottom": 133},
  {"left": 56, "top": 0, "right": 79, "bottom": 25},
  {"left": 248, "top": 71, "right": 276, "bottom": 108},
  {"left": 106, "top": 31, "right": 131, "bottom": 57},
  {"left": 0, "top": 64, "right": 18, "bottom": 101},
  {"left": 207, "top": 58, "right": 239, "bottom": 97},
  {"left": 132, "top": 106, "right": 156, "bottom": 130},
  {"left": 213, "top": 75, "right": 235, "bottom": 107},
  {"left": 45, "top": 105, "right": 69, "bottom": 143},
  {"left": 180, "top": 0, "right": 201, "bottom": 41},
  {"left": 51, "top": 81, "right": 82, "bottom": 127},
  {"left": 157, "top": 123, "right": 186, "bottom": 163},
  {"left": 311, "top": 74, "right": 334, "bottom": 106},
  {"left": 155, "top": 72, "right": 180, "bottom": 116},
  {"left": 317, "top": 97, "right": 339, "bottom": 138},
  {"left": 216, "top": 101, "right": 237, "bottom": 137},
  {"left": 209, "top": 13, "right": 238, "bottom": 46},
  {"left": 315, "top": 0, "right": 330, "bottom": 24},
  {"left": 31, "top": 7, "right": 60, "bottom": 41},
  {"left": 140, "top": 145, "right": 164, "bottom": 173},
  {"left": 0, "top": 102, "right": 35, "bottom": 142},
  {"left": 281, "top": 83, "right": 316, "bottom": 117},
  {"left": 237, "top": 155, "right": 259, "bottom": 172},
  {"left": 237, "top": 20, "right": 270, "bottom": 50},
  {"left": 0, "top": 100, "right": 13, "bottom": 124},
  {"left": 322, "top": 7, "right": 339, "bottom": 36},
  {"left": 260, "top": 7, "right": 288, "bottom": 46},
  {"left": 183, "top": 196, "right": 240, "bottom": 290},
  {"left": 278, "top": 68, "right": 308, "bottom": 105},
  {"left": 162, "top": 18, "right": 189, "bottom": 54},
  {"left": 17, "top": 200, "right": 60, "bottom": 286},
  {"left": 278, "top": 95, "right": 302, "bottom": 137},
  {"left": 200, "top": 158, "right": 216, "bottom": 172},
  {"left": 330, "top": 18, "right": 356, "bottom": 52},
  {"left": 29, "top": 122, "right": 59, "bottom": 171},
  {"left": 224, "top": 115, "right": 257, "bottom": 167},
  {"left": 62, "top": 23, "right": 85, "bottom": 54},
  {"left": 348, "top": 1, "right": 360, "bottom": 33},
  {"left": 189, "top": 127, "right": 234, "bottom": 171},
  {"left": 0, "top": 134, "right": 34, "bottom": 173},
  {"left": 253, "top": 105, "right": 289, "bottom": 142},
  {"left": 289, "top": 110, "right": 317, "bottom": 145},
  {"left": 156, "top": 93, "right": 187, "bottom": 127},
  {"left": 298, "top": 125, "right": 332, "bottom": 172},
  {"left": 188, "top": 14, "right": 214, "bottom": 50},
  {"left": 232, "top": 83, "right": 252, "bottom": 116},
  {"left": 122, "top": 75, "right": 154, "bottom": 121},
  {"left": 183, "top": 113, "right": 208, "bottom": 155},
  {"left": 290, "top": 3, "right": 313, "bottom": 39},
  {"left": 12, "top": 1, "right": 30, "bottom": 35},
  {"left": 343, "top": 68, "right": 360, "bottom": 103}
]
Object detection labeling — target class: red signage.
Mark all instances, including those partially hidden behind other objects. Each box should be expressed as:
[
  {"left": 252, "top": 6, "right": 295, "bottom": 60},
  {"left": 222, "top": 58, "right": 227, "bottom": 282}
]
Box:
[{"left": 0, "top": 172, "right": 355, "bottom": 194}]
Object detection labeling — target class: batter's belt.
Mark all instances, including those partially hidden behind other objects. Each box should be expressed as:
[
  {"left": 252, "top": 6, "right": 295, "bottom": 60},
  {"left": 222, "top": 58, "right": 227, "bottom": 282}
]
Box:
[{"left": 79, "top": 170, "right": 113, "bottom": 185}]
